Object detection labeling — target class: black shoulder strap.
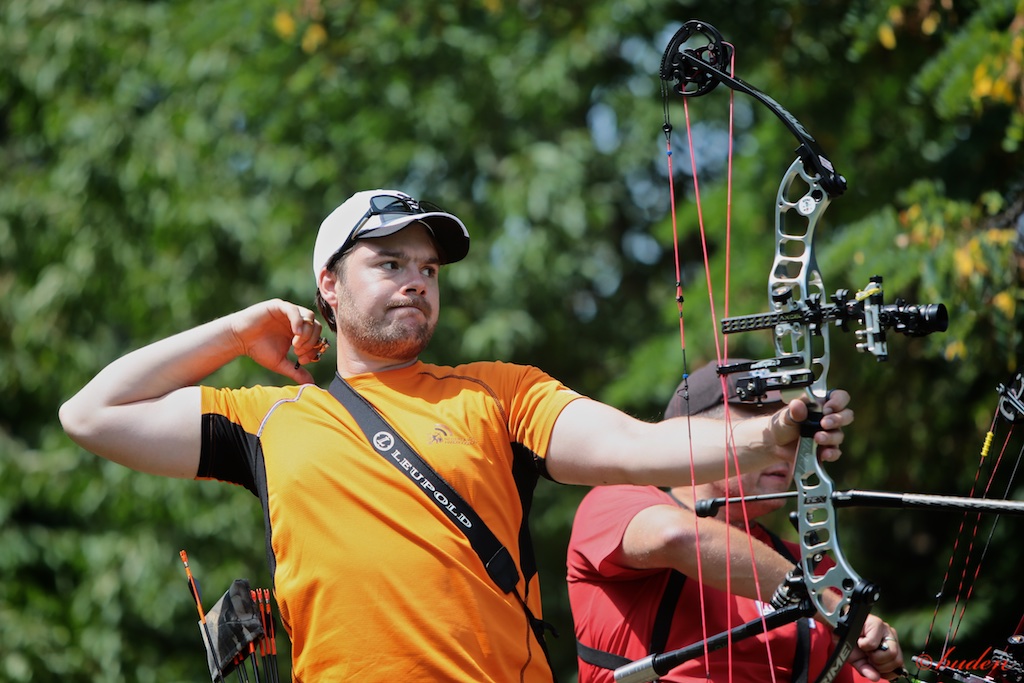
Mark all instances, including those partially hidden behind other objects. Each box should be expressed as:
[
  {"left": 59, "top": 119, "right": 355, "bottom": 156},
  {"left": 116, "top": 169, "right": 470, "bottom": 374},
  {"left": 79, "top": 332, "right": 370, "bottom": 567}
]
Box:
[
  {"left": 575, "top": 569, "right": 687, "bottom": 671},
  {"left": 649, "top": 570, "right": 687, "bottom": 654},
  {"left": 328, "top": 374, "right": 559, "bottom": 680},
  {"left": 576, "top": 640, "right": 632, "bottom": 670},
  {"left": 328, "top": 374, "right": 520, "bottom": 594}
]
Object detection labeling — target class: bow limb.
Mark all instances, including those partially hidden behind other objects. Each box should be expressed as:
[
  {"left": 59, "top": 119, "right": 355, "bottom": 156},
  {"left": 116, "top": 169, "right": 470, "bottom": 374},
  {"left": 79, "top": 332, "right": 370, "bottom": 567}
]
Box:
[{"left": 660, "top": 20, "right": 846, "bottom": 198}]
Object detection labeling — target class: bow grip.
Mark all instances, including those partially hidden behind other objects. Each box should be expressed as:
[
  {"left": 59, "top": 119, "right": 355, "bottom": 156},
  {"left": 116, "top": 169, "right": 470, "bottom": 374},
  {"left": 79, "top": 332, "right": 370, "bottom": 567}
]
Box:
[{"left": 799, "top": 409, "right": 824, "bottom": 439}]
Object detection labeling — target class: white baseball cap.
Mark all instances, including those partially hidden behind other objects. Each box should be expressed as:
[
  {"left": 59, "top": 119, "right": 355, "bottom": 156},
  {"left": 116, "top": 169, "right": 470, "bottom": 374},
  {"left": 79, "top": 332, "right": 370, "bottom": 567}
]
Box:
[{"left": 312, "top": 189, "right": 470, "bottom": 280}]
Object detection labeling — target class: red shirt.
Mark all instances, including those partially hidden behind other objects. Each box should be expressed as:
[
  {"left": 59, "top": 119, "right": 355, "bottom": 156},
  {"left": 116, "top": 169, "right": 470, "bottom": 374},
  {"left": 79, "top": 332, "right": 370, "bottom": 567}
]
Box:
[{"left": 567, "top": 485, "right": 871, "bottom": 683}]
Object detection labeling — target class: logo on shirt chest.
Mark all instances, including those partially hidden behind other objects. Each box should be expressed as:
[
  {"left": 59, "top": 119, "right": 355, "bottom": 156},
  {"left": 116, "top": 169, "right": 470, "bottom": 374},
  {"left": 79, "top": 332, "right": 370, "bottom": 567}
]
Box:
[{"left": 430, "top": 423, "right": 477, "bottom": 446}]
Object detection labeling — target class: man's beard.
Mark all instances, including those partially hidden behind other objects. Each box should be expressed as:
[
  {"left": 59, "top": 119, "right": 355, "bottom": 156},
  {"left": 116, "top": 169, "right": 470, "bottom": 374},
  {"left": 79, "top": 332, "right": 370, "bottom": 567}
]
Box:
[{"left": 336, "top": 293, "right": 435, "bottom": 362}]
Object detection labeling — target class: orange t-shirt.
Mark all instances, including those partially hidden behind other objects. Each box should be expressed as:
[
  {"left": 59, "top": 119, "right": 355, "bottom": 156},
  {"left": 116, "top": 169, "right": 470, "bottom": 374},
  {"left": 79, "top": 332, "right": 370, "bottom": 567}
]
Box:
[{"left": 199, "top": 360, "right": 581, "bottom": 682}]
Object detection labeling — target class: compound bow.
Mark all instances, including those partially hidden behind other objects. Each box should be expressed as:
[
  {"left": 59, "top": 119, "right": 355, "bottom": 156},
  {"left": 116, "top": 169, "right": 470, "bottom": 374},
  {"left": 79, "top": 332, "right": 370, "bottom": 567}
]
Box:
[{"left": 613, "top": 19, "right": 950, "bottom": 683}]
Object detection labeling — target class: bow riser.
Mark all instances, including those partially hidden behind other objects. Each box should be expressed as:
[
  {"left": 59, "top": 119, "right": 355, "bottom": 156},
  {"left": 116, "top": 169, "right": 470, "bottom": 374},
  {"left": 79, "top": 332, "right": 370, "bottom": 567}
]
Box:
[
  {"left": 770, "top": 156, "right": 835, "bottom": 406},
  {"left": 793, "top": 428, "right": 881, "bottom": 633}
]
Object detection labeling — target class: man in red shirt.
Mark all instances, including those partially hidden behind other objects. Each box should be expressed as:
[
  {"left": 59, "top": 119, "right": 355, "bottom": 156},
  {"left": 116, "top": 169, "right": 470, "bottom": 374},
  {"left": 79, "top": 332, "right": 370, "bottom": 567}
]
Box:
[{"left": 567, "top": 360, "right": 905, "bottom": 683}]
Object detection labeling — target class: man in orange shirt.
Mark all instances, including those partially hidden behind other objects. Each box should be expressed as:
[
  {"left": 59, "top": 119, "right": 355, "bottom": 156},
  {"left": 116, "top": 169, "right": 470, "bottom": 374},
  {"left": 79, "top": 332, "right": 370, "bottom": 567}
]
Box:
[
  {"left": 567, "top": 360, "right": 904, "bottom": 683},
  {"left": 61, "top": 190, "right": 855, "bottom": 682}
]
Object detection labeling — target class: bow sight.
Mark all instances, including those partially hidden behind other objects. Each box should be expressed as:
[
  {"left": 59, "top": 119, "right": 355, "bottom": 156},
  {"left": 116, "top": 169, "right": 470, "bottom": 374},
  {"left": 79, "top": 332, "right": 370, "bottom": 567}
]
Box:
[{"left": 720, "top": 275, "right": 948, "bottom": 399}]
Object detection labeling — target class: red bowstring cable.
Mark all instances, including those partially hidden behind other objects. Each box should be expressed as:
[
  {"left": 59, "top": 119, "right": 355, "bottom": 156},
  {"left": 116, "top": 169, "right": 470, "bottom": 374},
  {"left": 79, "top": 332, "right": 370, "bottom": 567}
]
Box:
[
  {"left": 716, "top": 43, "right": 779, "bottom": 683},
  {"left": 665, "top": 99, "right": 713, "bottom": 679},
  {"left": 680, "top": 75, "right": 734, "bottom": 683},
  {"left": 669, "top": 39, "right": 779, "bottom": 683}
]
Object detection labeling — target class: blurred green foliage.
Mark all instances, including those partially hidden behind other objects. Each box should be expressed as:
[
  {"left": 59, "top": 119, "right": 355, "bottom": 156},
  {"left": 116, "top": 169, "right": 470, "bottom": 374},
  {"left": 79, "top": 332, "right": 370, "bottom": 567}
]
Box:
[{"left": 2, "top": 0, "right": 1022, "bottom": 681}]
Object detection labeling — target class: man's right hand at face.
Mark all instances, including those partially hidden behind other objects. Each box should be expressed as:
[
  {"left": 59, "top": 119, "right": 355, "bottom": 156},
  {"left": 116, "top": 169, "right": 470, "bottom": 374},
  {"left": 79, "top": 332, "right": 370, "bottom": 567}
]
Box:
[{"left": 229, "top": 299, "right": 327, "bottom": 384}]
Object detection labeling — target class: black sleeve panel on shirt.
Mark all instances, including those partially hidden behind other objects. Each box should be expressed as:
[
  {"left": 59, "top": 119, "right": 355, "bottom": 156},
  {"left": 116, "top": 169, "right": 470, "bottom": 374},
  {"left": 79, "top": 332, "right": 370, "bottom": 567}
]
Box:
[
  {"left": 199, "top": 413, "right": 261, "bottom": 496},
  {"left": 199, "top": 413, "right": 276, "bottom": 582},
  {"left": 511, "top": 442, "right": 544, "bottom": 585},
  {"left": 529, "top": 444, "right": 552, "bottom": 482}
]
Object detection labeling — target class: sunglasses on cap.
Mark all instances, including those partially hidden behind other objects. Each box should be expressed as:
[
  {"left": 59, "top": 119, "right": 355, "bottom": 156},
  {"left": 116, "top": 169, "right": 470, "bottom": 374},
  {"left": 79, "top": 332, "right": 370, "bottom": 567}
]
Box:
[{"left": 353, "top": 194, "right": 446, "bottom": 234}]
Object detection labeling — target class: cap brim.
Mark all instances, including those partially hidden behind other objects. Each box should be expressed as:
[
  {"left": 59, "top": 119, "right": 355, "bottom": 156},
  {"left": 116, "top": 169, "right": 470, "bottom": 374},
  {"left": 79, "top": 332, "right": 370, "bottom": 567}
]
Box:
[{"left": 358, "top": 212, "right": 469, "bottom": 264}]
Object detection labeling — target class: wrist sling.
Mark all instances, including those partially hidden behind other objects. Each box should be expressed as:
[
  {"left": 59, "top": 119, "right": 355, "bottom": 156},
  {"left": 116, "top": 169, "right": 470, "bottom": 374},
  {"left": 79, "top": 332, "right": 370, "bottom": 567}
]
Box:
[{"left": 327, "top": 374, "right": 557, "bottom": 671}]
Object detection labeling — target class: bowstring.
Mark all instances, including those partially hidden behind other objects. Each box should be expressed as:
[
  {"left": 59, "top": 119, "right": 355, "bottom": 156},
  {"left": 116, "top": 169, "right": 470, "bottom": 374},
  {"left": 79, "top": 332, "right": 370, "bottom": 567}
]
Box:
[
  {"left": 948, "top": 431, "right": 1024, "bottom": 643},
  {"left": 662, "top": 74, "right": 713, "bottom": 679}
]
